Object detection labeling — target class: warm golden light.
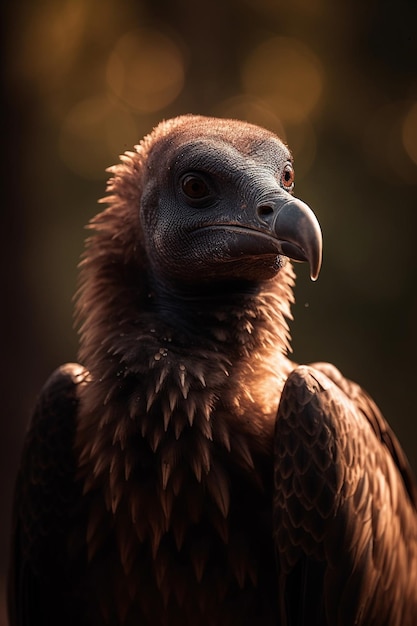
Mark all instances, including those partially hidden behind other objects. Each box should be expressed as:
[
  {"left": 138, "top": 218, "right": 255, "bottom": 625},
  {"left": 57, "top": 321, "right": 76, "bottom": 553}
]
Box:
[
  {"left": 363, "top": 102, "right": 417, "bottom": 184},
  {"left": 10, "top": 2, "right": 86, "bottom": 88},
  {"left": 215, "top": 95, "right": 287, "bottom": 139},
  {"left": 106, "top": 28, "right": 185, "bottom": 113},
  {"left": 241, "top": 37, "right": 324, "bottom": 124},
  {"left": 59, "top": 96, "right": 138, "bottom": 179}
]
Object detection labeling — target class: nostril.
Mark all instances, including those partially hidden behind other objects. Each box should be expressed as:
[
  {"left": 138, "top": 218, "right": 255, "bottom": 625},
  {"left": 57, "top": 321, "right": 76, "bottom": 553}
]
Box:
[{"left": 257, "top": 204, "right": 274, "bottom": 220}]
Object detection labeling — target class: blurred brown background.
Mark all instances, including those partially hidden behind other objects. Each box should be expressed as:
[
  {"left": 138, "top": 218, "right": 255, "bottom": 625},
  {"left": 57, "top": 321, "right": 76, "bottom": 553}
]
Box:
[{"left": 1, "top": 0, "right": 417, "bottom": 621}]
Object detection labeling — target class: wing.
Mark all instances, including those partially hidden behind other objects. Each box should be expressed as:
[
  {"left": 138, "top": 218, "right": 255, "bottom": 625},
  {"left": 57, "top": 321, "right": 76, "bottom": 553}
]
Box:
[
  {"left": 273, "top": 363, "right": 417, "bottom": 626},
  {"left": 8, "top": 363, "right": 88, "bottom": 626}
]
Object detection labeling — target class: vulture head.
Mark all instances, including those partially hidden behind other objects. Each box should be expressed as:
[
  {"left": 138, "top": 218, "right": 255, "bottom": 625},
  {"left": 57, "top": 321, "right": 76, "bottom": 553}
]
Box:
[
  {"left": 82, "top": 115, "right": 321, "bottom": 305},
  {"left": 135, "top": 116, "right": 322, "bottom": 289}
]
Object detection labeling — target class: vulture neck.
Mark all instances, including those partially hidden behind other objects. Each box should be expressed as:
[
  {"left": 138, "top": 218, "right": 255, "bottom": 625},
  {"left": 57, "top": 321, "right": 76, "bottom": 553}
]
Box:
[
  {"left": 146, "top": 272, "right": 294, "bottom": 359},
  {"left": 76, "top": 259, "right": 296, "bottom": 463},
  {"left": 77, "top": 260, "right": 296, "bottom": 413}
]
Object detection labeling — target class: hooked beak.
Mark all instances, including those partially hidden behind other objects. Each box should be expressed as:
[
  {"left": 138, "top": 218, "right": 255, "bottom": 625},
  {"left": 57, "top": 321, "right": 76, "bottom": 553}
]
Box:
[{"left": 268, "top": 197, "right": 322, "bottom": 281}]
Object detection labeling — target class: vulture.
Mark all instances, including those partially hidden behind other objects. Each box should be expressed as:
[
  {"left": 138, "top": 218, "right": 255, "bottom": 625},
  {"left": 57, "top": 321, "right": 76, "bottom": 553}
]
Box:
[{"left": 8, "top": 114, "right": 417, "bottom": 626}]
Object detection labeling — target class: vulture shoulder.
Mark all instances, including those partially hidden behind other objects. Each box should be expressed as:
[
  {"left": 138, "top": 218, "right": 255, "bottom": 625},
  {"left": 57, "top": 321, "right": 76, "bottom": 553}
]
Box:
[
  {"left": 8, "top": 363, "right": 88, "bottom": 626},
  {"left": 274, "top": 362, "right": 417, "bottom": 626}
]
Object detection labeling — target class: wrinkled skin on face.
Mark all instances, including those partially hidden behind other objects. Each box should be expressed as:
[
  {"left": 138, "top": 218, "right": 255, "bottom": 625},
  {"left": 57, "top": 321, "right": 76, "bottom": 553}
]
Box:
[{"left": 138, "top": 116, "right": 321, "bottom": 288}]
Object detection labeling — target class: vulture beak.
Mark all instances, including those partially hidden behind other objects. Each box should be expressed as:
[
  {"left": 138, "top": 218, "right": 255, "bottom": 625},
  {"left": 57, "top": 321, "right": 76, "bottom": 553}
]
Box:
[{"left": 268, "top": 197, "right": 323, "bottom": 281}]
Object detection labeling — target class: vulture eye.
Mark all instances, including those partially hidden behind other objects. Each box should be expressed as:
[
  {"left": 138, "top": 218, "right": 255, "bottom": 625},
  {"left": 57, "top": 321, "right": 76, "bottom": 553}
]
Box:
[
  {"left": 181, "top": 174, "right": 212, "bottom": 203},
  {"left": 281, "top": 164, "right": 295, "bottom": 191}
]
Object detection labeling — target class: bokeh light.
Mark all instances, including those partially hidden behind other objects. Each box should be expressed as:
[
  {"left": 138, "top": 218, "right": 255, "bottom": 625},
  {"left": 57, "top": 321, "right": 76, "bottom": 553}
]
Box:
[
  {"left": 59, "top": 95, "right": 139, "bottom": 179},
  {"left": 106, "top": 28, "right": 185, "bottom": 113},
  {"left": 242, "top": 0, "right": 325, "bottom": 16},
  {"left": 362, "top": 101, "right": 417, "bottom": 184},
  {"left": 214, "top": 95, "right": 287, "bottom": 139},
  {"left": 10, "top": 2, "right": 87, "bottom": 88},
  {"left": 241, "top": 36, "right": 324, "bottom": 124}
]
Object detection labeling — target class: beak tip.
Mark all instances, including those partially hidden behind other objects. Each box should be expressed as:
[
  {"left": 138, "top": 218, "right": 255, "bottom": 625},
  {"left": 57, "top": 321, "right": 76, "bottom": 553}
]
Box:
[
  {"left": 272, "top": 196, "right": 323, "bottom": 282},
  {"left": 309, "top": 254, "right": 322, "bottom": 281}
]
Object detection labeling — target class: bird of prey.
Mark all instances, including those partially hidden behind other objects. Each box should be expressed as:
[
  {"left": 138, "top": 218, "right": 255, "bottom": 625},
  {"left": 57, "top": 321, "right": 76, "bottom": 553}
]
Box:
[{"left": 8, "top": 115, "right": 417, "bottom": 625}]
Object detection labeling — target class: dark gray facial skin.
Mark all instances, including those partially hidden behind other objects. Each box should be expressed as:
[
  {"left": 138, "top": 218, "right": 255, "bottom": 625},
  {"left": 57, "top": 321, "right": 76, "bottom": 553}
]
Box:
[{"left": 139, "top": 120, "right": 322, "bottom": 292}]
